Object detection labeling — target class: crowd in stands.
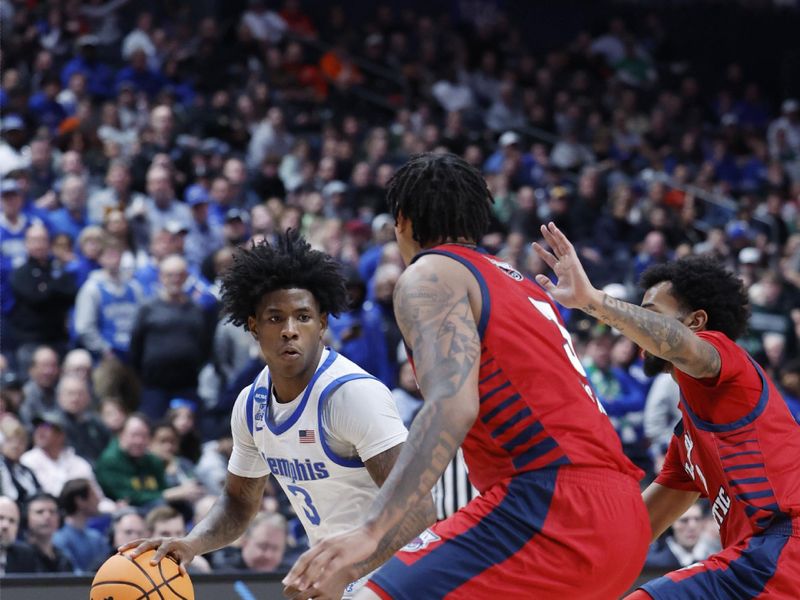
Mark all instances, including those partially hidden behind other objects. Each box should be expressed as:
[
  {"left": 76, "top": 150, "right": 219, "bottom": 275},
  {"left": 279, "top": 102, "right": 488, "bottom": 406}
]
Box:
[{"left": 1, "top": 0, "right": 799, "bottom": 577}]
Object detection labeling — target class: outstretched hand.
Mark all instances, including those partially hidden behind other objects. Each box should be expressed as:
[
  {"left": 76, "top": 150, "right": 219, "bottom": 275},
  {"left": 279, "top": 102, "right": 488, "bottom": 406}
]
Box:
[
  {"left": 532, "top": 222, "right": 598, "bottom": 310},
  {"left": 117, "top": 536, "right": 196, "bottom": 577}
]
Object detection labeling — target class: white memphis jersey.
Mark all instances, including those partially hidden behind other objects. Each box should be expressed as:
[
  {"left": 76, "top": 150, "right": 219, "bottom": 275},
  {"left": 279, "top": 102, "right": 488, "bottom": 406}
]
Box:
[{"left": 241, "top": 349, "right": 387, "bottom": 545}]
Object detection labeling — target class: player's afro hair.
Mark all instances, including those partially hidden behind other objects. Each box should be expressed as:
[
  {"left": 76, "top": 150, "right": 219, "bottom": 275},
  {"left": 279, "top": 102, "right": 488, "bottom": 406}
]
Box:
[
  {"left": 387, "top": 152, "right": 494, "bottom": 247},
  {"left": 220, "top": 230, "right": 349, "bottom": 330},
  {"left": 639, "top": 255, "right": 750, "bottom": 340}
]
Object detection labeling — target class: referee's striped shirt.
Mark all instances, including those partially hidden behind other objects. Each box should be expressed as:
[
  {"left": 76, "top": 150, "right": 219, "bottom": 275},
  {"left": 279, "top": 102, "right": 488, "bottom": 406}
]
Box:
[{"left": 433, "top": 448, "right": 479, "bottom": 520}]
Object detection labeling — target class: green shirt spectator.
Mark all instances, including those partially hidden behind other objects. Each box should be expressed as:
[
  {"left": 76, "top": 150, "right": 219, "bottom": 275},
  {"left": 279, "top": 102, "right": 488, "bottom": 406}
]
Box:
[{"left": 95, "top": 414, "right": 166, "bottom": 506}]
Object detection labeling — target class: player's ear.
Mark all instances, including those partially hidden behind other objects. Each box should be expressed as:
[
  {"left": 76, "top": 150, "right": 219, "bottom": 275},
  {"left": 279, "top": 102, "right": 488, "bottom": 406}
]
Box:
[
  {"left": 684, "top": 309, "right": 708, "bottom": 332},
  {"left": 395, "top": 211, "right": 408, "bottom": 233},
  {"left": 247, "top": 316, "right": 258, "bottom": 340},
  {"left": 319, "top": 312, "right": 328, "bottom": 334}
]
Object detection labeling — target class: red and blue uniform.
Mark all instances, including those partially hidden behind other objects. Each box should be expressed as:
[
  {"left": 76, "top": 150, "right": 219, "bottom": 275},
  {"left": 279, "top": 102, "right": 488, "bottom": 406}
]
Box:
[
  {"left": 367, "top": 244, "right": 650, "bottom": 599},
  {"left": 640, "top": 330, "right": 800, "bottom": 599}
]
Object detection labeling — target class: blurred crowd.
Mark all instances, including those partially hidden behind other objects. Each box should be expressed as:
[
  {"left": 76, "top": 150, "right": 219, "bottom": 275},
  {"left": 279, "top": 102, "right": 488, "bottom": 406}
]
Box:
[{"left": 1, "top": 0, "right": 799, "bottom": 577}]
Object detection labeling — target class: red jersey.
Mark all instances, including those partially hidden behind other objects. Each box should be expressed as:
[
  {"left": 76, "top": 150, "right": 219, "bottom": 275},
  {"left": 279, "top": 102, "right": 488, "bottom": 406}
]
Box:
[
  {"left": 411, "top": 244, "right": 642, "bottom": 493},
  {"left": 656, "top": 330, "right": 800, "bottom": 547}
]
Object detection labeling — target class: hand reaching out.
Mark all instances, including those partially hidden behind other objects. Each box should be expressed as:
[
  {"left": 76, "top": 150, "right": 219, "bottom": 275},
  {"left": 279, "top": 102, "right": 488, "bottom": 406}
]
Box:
[{"left": 532, "top": 222, "right": 599, "bottom": 310}]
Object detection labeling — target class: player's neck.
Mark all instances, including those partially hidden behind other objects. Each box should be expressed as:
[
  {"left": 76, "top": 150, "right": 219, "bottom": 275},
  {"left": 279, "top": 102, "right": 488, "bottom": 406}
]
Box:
[{"left": 270, "top": 344, "right": 325, "bottom": 403}]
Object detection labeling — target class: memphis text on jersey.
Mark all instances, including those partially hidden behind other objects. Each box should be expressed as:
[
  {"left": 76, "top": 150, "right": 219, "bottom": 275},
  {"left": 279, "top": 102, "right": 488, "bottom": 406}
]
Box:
[{"left": 260, "top": 451, "right": 330, "bottom": 484}]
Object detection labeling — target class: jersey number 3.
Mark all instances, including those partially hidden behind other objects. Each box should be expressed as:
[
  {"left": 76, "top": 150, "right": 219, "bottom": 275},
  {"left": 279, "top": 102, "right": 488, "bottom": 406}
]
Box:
[
  {"left": 287, "top": 484, "right": 321, "bottom": 526},
  {"left": 529, "top": 298, "right": 606, "bottom": 414}
]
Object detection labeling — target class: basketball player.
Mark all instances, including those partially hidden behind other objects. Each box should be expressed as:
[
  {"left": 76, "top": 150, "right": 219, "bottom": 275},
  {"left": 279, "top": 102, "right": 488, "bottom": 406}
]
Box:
[
  {"left": 532, "top": 222, "right": 800, "bottom": 599},
  {"left": 123, "top": 232, "right": 432, "bottom": 599},
  {"left": 284, "top": 153, "right": 650, "bottom": 600}
]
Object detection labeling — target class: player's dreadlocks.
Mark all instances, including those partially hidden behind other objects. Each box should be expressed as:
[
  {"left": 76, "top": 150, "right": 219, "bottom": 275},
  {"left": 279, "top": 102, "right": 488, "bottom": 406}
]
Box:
[
  {"left": 386, "top": 152, "right": 494, "bottom": 247},
  {"left": 640, "top": 255, "right": 750, "bottom": 340},
  {"left": 220, "top": 230, "right": 349, "bottom": 330}
]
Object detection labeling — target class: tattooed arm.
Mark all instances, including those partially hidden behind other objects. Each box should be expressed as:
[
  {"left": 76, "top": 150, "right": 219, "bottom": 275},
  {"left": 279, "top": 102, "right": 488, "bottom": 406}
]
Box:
[
  {"left": 353, "top": 443, "right": 438, "bottom": 576},
  {"left": 533, "top": 222, "right": 720, "bottom": 379},
  {"left": 283, "top": 255, "right": 481, "bottom": 596},
  {"left": 121, "top": 472, "right": 266, "bottom": 573}
]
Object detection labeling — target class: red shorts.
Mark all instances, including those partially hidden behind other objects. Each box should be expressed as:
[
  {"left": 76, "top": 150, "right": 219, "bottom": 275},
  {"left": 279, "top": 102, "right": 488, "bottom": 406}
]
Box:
[
  {"left": 368, "top": 466, "right": 650, "bottom": 600},
  {"left": 639, "top": 517, "right": 800, "bottom": 599}
]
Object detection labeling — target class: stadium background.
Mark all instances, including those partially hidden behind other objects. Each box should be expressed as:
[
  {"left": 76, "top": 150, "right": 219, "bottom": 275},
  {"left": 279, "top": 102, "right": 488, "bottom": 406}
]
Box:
[{"left": 1, "top": 0, "right": 800, "bottom": 596}]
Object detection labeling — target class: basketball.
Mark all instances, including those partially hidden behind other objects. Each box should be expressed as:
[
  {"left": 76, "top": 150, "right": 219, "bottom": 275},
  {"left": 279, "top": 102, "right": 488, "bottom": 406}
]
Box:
[{"left": 90, "top": 550, "right": 194, "bottom": 600}]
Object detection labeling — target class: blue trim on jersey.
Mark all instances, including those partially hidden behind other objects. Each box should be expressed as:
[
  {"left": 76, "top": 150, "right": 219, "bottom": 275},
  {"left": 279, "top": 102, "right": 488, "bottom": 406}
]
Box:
[
  {"left": 245, "top": 370, "right": 263, "bottom": 436},
  {"left": 479, "top": 369, "right": 502, "bottom": 384},
  {"left": 265, "top": 349, "right": 338, "bottom": 435},
  {"left": 737, "top": 490, "right": 774, "bottom": 501},
  {"left": 512, "top": 437, "right": 559, "bottom": 469},
  {"left": 481, "top": 393, "right": 521, "bottom": 423},
  {"left": 490, "top": 407, "right": 532, "bottom": 438},
  {"left": 728, "top": 477, "right": 769, "bottom": 486},
  {"left": 720, "top": 450, "right": 761, "bottom": 461},
  {"left": 480, "top": 380, "right": 511, "bottom": 403},
  {"left": 316, "top": 373, "right": 377, "bottom": 468},
  {"left": 501, "top": 422, "right": 544, "bottom": 453},
  {"left": 680, "top": 357, "right": 769, "bottom": 433},
  {"left": 723, "top": 462, "right": 765, "bottom": 472},
  {"left": 412, "top": 249, "right": 490, "bottom": 339},
  {"left": 640, "top": 525, "right": 791, "bottom": 599},
  {"left": 370, "top": 468, "right": 559, "bottom": 600}
]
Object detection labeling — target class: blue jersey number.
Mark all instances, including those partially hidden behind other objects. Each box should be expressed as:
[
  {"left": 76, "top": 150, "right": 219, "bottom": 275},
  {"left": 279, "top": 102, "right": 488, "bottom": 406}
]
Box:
[{"left": 287, "top": 484, "right": 321, "bottom": 526}]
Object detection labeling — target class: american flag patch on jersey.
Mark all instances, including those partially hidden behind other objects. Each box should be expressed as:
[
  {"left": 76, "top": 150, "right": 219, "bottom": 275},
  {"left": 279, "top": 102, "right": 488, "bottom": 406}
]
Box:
[{"left": 299, "top": 430, "right": 316, "bottom": 443}]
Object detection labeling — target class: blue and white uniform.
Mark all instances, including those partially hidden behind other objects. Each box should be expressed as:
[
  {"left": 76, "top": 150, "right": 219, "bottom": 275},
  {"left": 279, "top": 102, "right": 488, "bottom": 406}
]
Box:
[{"left": 228, "top": 347, "right": 407, "bottom": 598}]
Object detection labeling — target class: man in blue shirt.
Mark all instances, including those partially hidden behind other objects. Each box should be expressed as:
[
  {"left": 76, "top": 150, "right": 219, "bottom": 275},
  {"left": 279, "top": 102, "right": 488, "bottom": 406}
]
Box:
[{"left": 53, "top": 478, "right": 110, "bottom": 573}]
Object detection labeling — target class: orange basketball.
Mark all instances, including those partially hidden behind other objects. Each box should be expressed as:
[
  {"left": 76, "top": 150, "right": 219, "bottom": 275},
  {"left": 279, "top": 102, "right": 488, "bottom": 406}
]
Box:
[{"left": 90, "top": 549, "right": 194, "bottom": 600}]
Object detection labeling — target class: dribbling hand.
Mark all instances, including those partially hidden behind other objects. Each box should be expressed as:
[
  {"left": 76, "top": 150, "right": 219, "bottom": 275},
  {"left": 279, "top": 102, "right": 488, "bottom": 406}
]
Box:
[{"left": 118, "top": 537, "right": 195, "bottom": 577}]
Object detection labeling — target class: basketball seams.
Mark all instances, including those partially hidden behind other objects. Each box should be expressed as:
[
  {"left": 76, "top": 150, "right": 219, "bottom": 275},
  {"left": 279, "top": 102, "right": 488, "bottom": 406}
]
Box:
[
  {"left": 91, "top": 579, "right": 151, "bottom": 596},
  {"left": 158, "top": 560, "right": 191, "bottom": 600},
  {"left": 124, "top": 553, "right": 167, "bottom": 600}
]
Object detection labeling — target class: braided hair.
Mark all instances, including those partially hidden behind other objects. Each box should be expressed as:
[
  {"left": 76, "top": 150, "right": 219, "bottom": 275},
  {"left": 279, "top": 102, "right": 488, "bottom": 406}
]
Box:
[{"left": 386, "top": 152, "right": 494, "bottom": 247}]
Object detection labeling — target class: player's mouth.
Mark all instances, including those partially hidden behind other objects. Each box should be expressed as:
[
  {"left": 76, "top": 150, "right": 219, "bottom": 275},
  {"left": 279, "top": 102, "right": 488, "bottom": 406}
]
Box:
[{"left": 280, "top": 347, "right": 302, "bottom": 359}]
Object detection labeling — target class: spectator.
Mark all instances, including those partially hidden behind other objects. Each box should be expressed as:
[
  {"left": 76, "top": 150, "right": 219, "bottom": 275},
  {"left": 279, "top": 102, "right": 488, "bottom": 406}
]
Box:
[
  {"left": 248, "top": 107, "right": 295, "bottom": 170},
  {"left": 114, "top": 48, "right": 164, "bottom": 100},
  {"left": 165, "top": 398, "right": 202, "bottom": 463},
  {"left": 53, "top": 478, "right": 109, "bottom": 573},
  {"left": 183, "top": 186, "right": 223, "bottom": 269},
  {"left": 65, "top": 225, "right": 104, "bottom": 286},
  {"left": 0, "top": 495, "right": 40, "bottom": 574},
  {"left": 195, "top": 435, "right": 233, "bottom": 497},
  {"left": 135, "top": 165, "right": 192, "bottom": 240},
  {"left": 90, "top": 507, "right": 147, "bottom": 569},
  {"left": 0, "top": 416, "right": 41, "bottom": 504},
  {"left": 0, "top": 115, "right": 30, "bottom": 177},
  {"left": 95, "top": 413, "right": 166, "bottom": 508},
  {"left": 54, "top": 375, "right": 110, "bottom": 463},
  {"left": 95, "top": 413, "right": 202, "bottom": 509},
  {"left": 10, "top": 224, "right": 78, "bottom": 366},
  {"left": 645, "top": 503, "right": 720, "bottom": 570},
  {"left": 87, "top": 160, "right": 147, "bottom": 226},
  {"left": 129, "top": 255, "right": 213, "bottom": 419},
  {"left": 1, "top": 179, "right": 41, "bottom": 269},
  {"left": 61, "top": 349, "right": 93, "bottom": 383},
  {"left": 143, "top": 505, "right": 211, "bottom": 573},
  {"left": 22, "top": 492, "right": 73, "bottom": 572},
  {"left": 240, "top": 0, "right": 287, "bottom": 45},
  {"left": 74, "top": 235, "right": 144, "bottom": 362},
  {"left": 20, "top": 411, "right": 97, "bottom": 498},
  {"left": 642, "top": 372, "right": 681, "bottom": 472},
  {"left": 212, "top": 511, "right": 288, "bottom": 573},
  {"left": 767, "top": 99, "right": 800, "bottom": 160},
  {"left": 59, "top": 35, "right": 114, "bottom": 100},
  {"left": 149, "top": 420, "right": 204, "bottom": 504},
  {"left": 18, "top": 346, "right": 60, "bottom": 427}
]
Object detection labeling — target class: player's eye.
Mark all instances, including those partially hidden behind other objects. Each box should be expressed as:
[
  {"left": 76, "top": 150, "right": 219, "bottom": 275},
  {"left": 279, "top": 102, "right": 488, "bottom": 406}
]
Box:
[{"left": 298, "top": 314, "right": 311, "bottom": 322}]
